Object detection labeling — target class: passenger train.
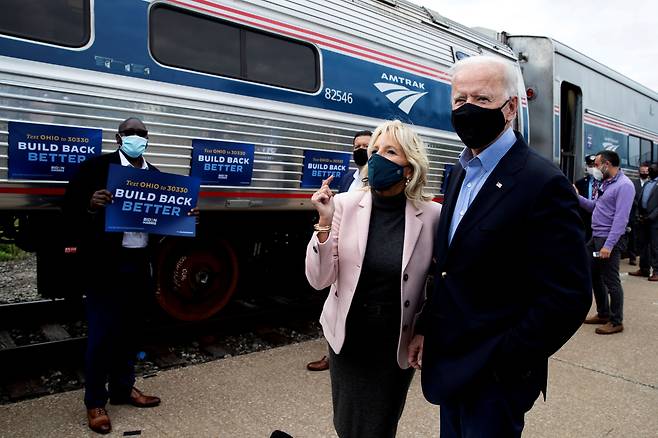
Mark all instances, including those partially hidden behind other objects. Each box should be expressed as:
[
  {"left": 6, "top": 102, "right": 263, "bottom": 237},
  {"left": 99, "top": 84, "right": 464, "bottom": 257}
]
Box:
[{"left": 0, "top": 0, "right": 656, "bottom": 320}]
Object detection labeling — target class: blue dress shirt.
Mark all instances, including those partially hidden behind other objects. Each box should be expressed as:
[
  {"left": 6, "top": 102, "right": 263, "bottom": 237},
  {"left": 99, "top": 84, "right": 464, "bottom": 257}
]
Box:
[
  {"left": 449, "top": 127, "right": 516, "bottom": 244},
  {"left": 641, "top": 178, "right": 657, "bottom": 209}
]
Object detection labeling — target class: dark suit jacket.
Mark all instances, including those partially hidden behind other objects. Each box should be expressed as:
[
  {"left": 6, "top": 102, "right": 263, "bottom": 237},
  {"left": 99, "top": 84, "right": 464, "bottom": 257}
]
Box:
[
  {"left": 638, "top": 180, "right": 658, "bottom": 222},
  {"left": 574, "top": 174, "right": 594, "bottom": 238},
  {"left": 337, "top": 169, "right": 356, "bottom": 193},
  {"left": 418, "top": 132, "right": 591, "bottom": 404},
  {"left": 63, "top": 151, "right": 160, "bottom": 288}
]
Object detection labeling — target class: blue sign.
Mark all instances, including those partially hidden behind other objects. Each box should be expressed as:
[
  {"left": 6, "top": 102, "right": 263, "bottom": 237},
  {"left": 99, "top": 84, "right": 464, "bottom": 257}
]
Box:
[
  {"left": 301, "top": 150, "right": 351, "bottom": 189},
  {"left": 191, "top": 140, "right": 255, "bottom": 186},
  {"left": 8, "top": 121, "right": 102, "bottom": 180},
  {"left": 105, "top": 164, "right": 200, "bottom": 237}
]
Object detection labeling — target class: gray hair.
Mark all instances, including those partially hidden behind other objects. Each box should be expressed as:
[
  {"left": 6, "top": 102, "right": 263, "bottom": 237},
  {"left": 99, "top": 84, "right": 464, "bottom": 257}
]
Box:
[{"left": 451, "top": 56, "right": 519, "bottom": 98}]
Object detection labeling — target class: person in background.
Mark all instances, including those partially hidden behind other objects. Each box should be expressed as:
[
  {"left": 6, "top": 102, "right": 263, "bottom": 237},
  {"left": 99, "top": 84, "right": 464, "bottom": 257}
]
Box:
[
  {"left": 307, "top": 130, "right": 372, "bottom": 372},
  {"left": 64, "top": 117, "right": 199, "bottom": 434},
  {"left": 580, "top": 150, "right": 635, "bottom": 334},
  {"left": 412, "top": 56, "right": 591, "bottom": 438},
  {"left": 627, "top": 162, "right": 651, "bottom": 266},
  {"left": 306, "top": 120, "right": 441, "bottom": 437},
  {"left": 574, "top": 154, "right": 600, "bottom": 241},
  {"left": 630, "top": 162, "right": 658, "bottom": 281}
]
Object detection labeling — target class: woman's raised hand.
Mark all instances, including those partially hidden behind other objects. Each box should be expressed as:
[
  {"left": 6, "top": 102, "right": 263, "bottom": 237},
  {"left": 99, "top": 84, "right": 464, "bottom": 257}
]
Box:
[{"left": 311, "top": 176, "right": 335, "bottom": 224}]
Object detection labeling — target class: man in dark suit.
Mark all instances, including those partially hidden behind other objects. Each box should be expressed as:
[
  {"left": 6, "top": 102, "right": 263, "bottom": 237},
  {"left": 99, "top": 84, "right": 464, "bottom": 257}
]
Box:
[
  {"left": 409, "top": 57, "right": 591, "bottom": 437},
  {"left": 306, "top": 129, "right": 371, "bottom": 372},
  {"left": 628, "top": 163, "right": 651, "bottom": 267},
  {"left": 626, "top": 162, "right": 650, "bottom": 265},
  {"left": 65, "top": 118, "right": 197, "bottom": 434},
  {"left": 574, "top": 154, "right": 599, "bottom": 241},
  {"left": 630, "top": 162, "right": 658, "bottom": 281},
  {"left": 336, "top": 130, "right": 372, "bottom": 193}
]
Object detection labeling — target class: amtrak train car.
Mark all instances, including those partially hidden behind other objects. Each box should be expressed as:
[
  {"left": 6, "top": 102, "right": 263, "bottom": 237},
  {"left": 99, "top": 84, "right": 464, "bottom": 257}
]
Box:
[
  {"left": 502, "top": 35, "right": 658, "bottom": 181},
  {"left": 0, "top": 0, "right": 528, "bottom": 319}
]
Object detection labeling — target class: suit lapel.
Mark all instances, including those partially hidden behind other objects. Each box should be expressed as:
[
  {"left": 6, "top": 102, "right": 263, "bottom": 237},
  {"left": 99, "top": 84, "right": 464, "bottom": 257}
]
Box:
[
  {"left": 448, "top": 137, "right": 529, "bottom": 251},
  {"left": 402, "top": 201, "right": 423, "bottom": 272},
  {"left": 436, "top": 166, "right": 465, "bottom": 266},
  {"left": 356, "top": 191, "right": 372, "bottom": 260}
]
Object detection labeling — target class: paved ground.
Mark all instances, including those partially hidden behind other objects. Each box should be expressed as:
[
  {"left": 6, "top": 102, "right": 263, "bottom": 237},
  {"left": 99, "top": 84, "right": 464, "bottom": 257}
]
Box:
[{"left": 0, "top": 263, "right": 656, "bottom": 438}]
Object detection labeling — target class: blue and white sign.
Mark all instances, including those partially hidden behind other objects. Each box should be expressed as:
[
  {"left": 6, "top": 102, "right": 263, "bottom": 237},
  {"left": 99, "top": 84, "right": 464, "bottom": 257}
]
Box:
[
  {"left": 105, "top": 164, "right": 200, "bottom": 237},
  {"left": 8, "top": 121, "right": 102, "bottom": 180},
  {"left": 301, "top": 150, "right": 351, "bottom": 189},
  {"left": 191, "top": 140, "right": 255, "bottom": 186}
]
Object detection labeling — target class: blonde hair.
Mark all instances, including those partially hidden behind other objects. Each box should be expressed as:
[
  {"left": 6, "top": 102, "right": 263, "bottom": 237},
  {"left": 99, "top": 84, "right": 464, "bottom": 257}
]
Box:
[{"left": 367, "top": 120, "right": 432, "bottom": 203}]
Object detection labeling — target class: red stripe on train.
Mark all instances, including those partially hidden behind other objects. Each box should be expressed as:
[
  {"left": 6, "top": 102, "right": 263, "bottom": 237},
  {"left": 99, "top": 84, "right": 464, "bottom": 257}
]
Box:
[
  {"left": 171, "top": 0, "right": 451, "bottom": 81},
  {"left": 186, "top": 0, "right": 451, "bottom": 77}
]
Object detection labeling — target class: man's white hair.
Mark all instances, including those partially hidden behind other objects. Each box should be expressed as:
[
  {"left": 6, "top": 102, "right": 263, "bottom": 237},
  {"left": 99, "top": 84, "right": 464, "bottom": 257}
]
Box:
[{"left": 451, "top": 56, "right": 519, "bottom": 98}]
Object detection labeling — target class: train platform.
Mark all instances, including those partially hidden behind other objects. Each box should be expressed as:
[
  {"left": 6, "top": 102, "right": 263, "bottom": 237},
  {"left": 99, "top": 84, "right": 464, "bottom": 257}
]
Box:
[{"left": 1, "top": 263, "right": 657, "bottom": 438}]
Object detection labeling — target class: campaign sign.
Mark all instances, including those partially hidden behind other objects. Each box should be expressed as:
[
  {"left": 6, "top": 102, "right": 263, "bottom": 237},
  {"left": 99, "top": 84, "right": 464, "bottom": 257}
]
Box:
[
  {"left": 8, "top": 121, "right": 102, "bottom": 180},
  {"left": 191, "top": 140, "right": 254, "bottom": 186},
  {"left": 300, "top": 150, "right": 351, "bottom": 189},
  {"left": 105, "top": 164, "right": 200, "bottom": 237}
]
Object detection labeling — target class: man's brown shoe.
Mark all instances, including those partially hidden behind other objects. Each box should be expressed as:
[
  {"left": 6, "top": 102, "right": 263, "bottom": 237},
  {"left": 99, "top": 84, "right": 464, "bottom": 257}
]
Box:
[
  {"left": 306, "top": 355, "right": 329, "bottom": 371},
  {"left": 595, "top": 322, "right": 624, "bottom": 335},
  {"left": 110, "top": 387, "right": 160, "bottom": 408},
  {"left": 583, "top": 314, "right": 609, "bottom": 324},
  {"left": 87, "top": 407, "right": 111, "bottom": 434},
  {"left": 629, "top": 269, "right": 650, "bottom": 277},
  {"left": 648, "top": 274, "right": 658, "bottom": 281}
]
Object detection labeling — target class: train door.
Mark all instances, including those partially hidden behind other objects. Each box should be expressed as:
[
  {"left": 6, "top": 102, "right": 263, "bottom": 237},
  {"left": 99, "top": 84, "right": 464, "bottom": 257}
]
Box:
[{"left": 559, "top": 82, "right": 583, "bottom": 181}]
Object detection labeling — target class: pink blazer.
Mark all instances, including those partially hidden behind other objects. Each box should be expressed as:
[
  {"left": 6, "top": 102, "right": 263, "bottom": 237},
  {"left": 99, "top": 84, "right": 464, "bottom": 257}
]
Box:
[{"left": 305, "top": 189, "right": 441, "bottom": 368}]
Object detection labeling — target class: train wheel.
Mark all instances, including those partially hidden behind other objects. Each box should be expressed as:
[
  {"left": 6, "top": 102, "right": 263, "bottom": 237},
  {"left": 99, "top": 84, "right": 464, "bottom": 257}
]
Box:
[{"left": 155, "top": 238, "right": 239, "bottom": 321}]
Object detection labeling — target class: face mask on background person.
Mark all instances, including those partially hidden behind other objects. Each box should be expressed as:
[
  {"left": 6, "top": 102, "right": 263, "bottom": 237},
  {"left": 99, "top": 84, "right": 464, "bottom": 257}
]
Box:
[
  {"left": 585, "top": 167, "right": 596, "bottom": 177},
  {"left": 639, "top": 170, "right": 650, "bottom": 180},
  {"left": 353, "top": 148, "right": 368, "bottom": 167},
  {"left": 451, "top": 99, "right": 510, "bottom": 150},
  {"left": 591, "top": 167, "right": 603, "bottom": 181},
  {"left": 367, "top": 153, "right": 406, "bottom": 190},
  {"left": 120, "top": 135, "right": 148, "bottom": 158}
]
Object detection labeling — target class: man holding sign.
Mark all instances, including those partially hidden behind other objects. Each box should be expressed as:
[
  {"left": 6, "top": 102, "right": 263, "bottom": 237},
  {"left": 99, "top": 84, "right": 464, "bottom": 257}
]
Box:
[{"left": 64, "top": 118, "right": 198, "bottom": 434}]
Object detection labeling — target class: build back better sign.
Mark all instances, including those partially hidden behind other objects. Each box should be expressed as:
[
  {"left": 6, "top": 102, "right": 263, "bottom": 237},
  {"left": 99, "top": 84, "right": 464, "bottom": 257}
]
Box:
[
  {"left": 8, "top": 121, "right": 102, "bottom": 180},
  {"left": 191, "top": 139, "right": 255, "bottom": 186},
  {"left": 105, "top": 164, "right": 200, "bottom": 237},
  {"left": 300, "top": 150, "right": 351, "bottom": 189}
]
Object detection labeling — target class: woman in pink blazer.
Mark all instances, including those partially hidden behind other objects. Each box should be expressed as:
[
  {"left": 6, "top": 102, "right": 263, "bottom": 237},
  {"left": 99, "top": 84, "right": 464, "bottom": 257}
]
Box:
[{"left": 306, "top": 120, "right": 441, "bottom": 438}]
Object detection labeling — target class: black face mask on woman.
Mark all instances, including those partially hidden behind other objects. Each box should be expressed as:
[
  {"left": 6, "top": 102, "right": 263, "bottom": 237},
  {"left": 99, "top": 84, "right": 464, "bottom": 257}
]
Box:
[{"left": 451, "top": 99, "right": 510, "bottom": 150}]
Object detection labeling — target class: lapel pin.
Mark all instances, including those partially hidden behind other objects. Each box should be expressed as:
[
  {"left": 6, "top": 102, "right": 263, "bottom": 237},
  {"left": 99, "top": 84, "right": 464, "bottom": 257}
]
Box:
[{"left": 496, "top": 182, "right": 503, "bottom": 189}]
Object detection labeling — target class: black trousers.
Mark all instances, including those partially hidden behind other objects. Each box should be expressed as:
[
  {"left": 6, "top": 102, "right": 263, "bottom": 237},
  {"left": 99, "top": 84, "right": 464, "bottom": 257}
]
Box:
[
  {"left": 637, "top": 218, "right": 658, "bottom": 274},
  {"left": 439, "top": 375, "right": 540, "bottom": 438},
  {"left": 84, "top": 249, "right": 151, "bottom": 408},
  {"left": 587, "top": 237, "right": 624, "bottom": 325}
]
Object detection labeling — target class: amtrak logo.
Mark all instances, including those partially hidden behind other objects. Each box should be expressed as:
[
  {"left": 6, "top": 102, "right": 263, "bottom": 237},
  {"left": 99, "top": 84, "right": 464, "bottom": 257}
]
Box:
[{"left": 374, "top": 73, "right": 428, "bottom": 114}]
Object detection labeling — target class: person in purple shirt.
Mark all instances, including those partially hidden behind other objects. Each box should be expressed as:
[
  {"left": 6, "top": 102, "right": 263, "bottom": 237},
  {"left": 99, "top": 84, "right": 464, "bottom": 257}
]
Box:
[{"left": 577, "top": 150, "right": 635, "bottom": 335}]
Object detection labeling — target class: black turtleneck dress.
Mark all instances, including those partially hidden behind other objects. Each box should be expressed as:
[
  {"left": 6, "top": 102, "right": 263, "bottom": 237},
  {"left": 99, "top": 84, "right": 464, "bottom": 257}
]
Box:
[{"left": 328, "top": 190, "right": 415, "bottom": 438}]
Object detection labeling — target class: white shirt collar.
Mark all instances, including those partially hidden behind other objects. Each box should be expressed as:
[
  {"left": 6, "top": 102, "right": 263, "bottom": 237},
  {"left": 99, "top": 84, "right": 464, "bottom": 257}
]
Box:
[{"left": 119, "top": 150, "right": 149, "bottom": 169}]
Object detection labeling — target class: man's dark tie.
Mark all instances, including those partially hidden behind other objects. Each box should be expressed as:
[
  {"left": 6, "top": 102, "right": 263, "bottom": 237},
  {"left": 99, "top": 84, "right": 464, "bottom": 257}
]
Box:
[{"left": 592, "top": 179, "right": 600, "bottom": 200}]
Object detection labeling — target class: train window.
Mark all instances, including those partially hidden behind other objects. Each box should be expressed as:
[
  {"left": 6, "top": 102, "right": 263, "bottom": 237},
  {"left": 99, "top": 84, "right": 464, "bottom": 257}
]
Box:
[
  {"left": 245, "top": 31, "right": 318, "bottom": 92},
  {"left": 150, "top": 5, "right": 320, "bottom": 92},
  {"left": 150, "top": 6, "right": 240, "bottom": 78},
  {"left": 640, "top": 138, "right": 652, "bottom": 164},
  {"left": 628, "top": 136, "right": 640, "bottom": 167},
  {"left": 0, "top": 0, "right": 90, "bottom": 48},
  {"left": 653, "top": 142, "right": 658, "bottom": 163}
]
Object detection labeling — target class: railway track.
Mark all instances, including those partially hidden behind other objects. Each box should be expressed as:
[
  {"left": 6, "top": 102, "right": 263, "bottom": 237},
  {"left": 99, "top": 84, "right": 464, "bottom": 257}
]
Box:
[{"left": 0, "top": 292, "right": 325, "bottom": 403}]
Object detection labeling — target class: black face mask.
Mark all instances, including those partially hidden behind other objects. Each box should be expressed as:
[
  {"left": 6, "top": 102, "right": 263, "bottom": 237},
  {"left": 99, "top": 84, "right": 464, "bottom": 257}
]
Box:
[
  {"left": 451, "top": 99, "right": 510, "bottom": 150},
  {"left": 353, "top": 148, "right": 368, "bottom": 167}
]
